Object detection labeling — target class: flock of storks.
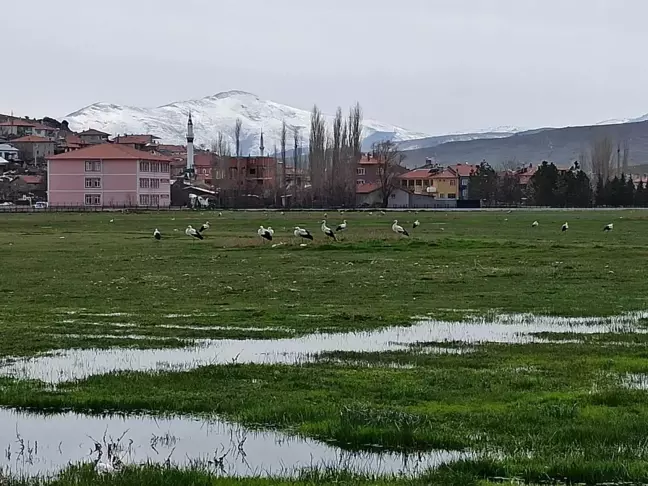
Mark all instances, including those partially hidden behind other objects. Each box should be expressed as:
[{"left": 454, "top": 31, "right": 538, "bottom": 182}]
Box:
[
  {"left": 152, "top": 216, "right": 422, "bottom": 243},
  {"left": 151, "top": 215, "right": 614, "bottom": 243}
]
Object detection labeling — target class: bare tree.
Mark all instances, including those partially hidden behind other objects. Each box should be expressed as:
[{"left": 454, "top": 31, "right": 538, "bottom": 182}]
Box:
[
  {"left": 373, "top": 140, "right": 406, "bottom": 208},
  {"left": 293, "top": 126, "right": 301, "bottom": 206},
  {"left": 234, "top": 118, "right": 243, "bottom": 198},
  {"left": 211, "top": 131, "right": 231, "bottom": 188},
  {"left": 309, "top": 105, "right": 326, "bottom": 204},
  {"left": 346, "top": 103, "right": 363, "bottom": 206},
  {"left": 280, "top": 120, "right": 287, "bottom": 204},
  {"left": 591, "top": 136, "right": 614, "bottom": 183},
  {"left": 622, "top": 139, "right": 630, "bottom": 175}
]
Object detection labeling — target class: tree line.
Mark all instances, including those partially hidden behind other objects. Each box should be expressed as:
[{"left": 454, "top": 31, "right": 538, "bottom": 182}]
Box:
[{"left": 469, "top": 160, "right": 648, "bottom": 207}]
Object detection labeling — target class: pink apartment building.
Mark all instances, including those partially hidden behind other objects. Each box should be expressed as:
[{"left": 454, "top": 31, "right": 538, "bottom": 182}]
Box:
[{"left": 47, "top": 143, "right": 173, "bottom": 207}]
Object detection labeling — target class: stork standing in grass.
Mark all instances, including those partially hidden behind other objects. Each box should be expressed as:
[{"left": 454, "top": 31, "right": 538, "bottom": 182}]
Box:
[
  {"left": 604, "top": 223, "right": 613, "bottom": 232},
  {"left": 321, "top": 220, "right": 337, "bottom": 241},
  {"left": 153, "top": 228, "right": 161, "bottom": 240},
  {"left": 294, "top": 226, "right": 313, "bottom": 242},
  {"left": 413, "top": 220, "right": 420, "bottom": 229},
  {"left": 532, "top": 221, "right": 539, "bottom": 228},
  {"left": 267, "top": 227, "right": 275, "bottom": 237},
  {"left": 258, "top": 225, "right": 273, "bottom": 242},
  {"left": 199, "top": 221, "right": 210, "bottom": 233},
  {"left": 336, "top": 220, "right": 347, "bottom": 232},
  {"left": 561, "top": 222, "right": 569, "bottom": 232},
  {"left": 392, "top": 220, "right": 409, "bottom": 237},
  {"left": 185, "top": 225, "right": 203, "bottom": 240}
]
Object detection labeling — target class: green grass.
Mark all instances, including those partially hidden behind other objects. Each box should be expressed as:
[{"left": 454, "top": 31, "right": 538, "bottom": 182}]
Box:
[
  {"left": 1, "top": 209, "right": 648, "bottom": 358},
  {"left": 3, "top": 209, "right": 648, "bottom": 484}
]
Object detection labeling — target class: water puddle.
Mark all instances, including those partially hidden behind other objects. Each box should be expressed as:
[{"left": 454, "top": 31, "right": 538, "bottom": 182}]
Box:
[
  {"left": 0, "top": 409, "right": 464, "bottom": 478},
  {"left": 2, "top": 312, "right": 647, "bottom": 384}
]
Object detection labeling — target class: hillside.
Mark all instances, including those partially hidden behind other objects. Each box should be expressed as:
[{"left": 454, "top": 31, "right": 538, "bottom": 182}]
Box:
[
  {"left": 402, "top": 120, "right": 648, "bottom": 168},
  {"left": 64, "top": 91, "right": 430, "bottom": 155}
]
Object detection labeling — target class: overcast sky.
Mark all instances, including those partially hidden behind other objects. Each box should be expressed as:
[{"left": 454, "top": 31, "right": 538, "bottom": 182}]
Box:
[{"left": 3, "top": 0, "right": 647, "bottom": 135}]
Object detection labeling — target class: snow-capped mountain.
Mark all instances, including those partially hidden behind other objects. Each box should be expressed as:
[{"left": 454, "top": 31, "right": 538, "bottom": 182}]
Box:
[
  {"left": 64, "top": 91, "right": 429, "bottom": 155},
  {"left": 596, "top": 113, "right": 648, "bottom": 126}
]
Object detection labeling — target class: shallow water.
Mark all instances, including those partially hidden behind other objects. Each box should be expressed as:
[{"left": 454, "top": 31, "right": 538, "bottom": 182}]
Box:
[
  {"left": 0, "top": 409, "right": 462, "bottom": 478},
  {"left": 1, "top": 312, "right": 646, "bottom": 384}
]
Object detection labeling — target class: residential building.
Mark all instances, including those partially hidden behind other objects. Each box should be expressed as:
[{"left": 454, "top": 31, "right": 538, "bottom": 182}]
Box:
[
  {"left": 398, "top": 165, "right": 462, "bottom": 199},
  {"left": 0, "top": 119, "right": 36, "bottom": 137},
  {"left": 113, "top": 134, "right": 160, "bottom": 150},
  {"left": 47, "top": 143, "right": 172, "bottom": 207},
  {"left": 11, "top": 136, "right": 56, "bottom": 161},
  {"left": 78, "top": 129, "right": 110, "bottom": 145},
  {"left": 515, "top": 164, "right": 537, "bottom": 191},
  {"left": 214, "top": 156, "right": 278, "bottom": 192},
  {"left": 194, "top": 152, "right": 215, "bottom": 185},
  {"left": 56, "top": 134, "right": 86, "bottom": 153},
  {"left": 355, "top": 152, "right": 407, "bottom": 186},
  {"left": 0, "top": 143, "right": 19, "bottom": 161},
  {"left": 448, "top": 163, "right": 479, "bottom": 199},
  {"left": 356, "top": 183, "right": 409, "bottom": 207}
]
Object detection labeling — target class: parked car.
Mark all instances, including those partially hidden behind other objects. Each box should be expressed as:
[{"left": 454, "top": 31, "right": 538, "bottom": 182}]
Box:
[{"left": 34, "top": 201, "right": 48, "bottom": 209}]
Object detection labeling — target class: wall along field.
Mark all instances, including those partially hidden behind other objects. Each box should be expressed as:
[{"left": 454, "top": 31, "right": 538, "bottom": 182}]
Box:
[{"left": 1, "top": 210, "right": 648, "bottom": 485}]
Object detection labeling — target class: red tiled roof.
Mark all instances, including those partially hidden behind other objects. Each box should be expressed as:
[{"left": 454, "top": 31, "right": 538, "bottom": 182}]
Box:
[
  {"left": 48, "top": 143, "right": 172, "bottom": 162},
  {"left": 79, "top": 129, "right": 110, "bottom": 136},
  {"left": 399, "top": 169, "right": 434, "bottom": 180},
  {"left": 114, "top": 135, "right": 159, "bottom": 145},
  {"left": 0, "top": 120, "right": 36, "bottom": 127},
  {"left": 12, "top": 135, "right": 54, "bottom": 143},
  {"left": 19, "top": 175, "right": 44, "bottom": 185},
  {"left": 449, "top": 164, "right": 479, "bottom": 177},
  {"left": 356, "top": 182, "right": 380, "bottom": 194},
  {"left": 32, "top": 123, "right": 57, "bottom": 132},
  {"left": 157, "top": 144, "right": 185, "bottom": 152},
  {"left": 430, "top": 169, "right": 457, "bottom": 179},
  {"left": 65, "top": 134, "right": 85, "bottom": 145}
]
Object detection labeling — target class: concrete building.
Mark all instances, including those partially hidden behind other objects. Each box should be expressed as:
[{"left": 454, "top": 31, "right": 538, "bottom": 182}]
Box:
[
  {"left": 11, "top": 136, "right": 56, "bottom": 161},
  {"left": 78, "top": 129, "right": 110, "bottom": 145},
  {"left": 0, "top": 143, "right": 19, "bottom": 161},
  {"left": 47, "top": 143, "right": 172, "bottom": 207}
]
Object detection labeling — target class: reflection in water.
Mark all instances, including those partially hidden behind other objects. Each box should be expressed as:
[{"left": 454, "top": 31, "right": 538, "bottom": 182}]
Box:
[
  {"left": 1, "top": 312, "right": 646, "bottom": 384},
  {"left": 0, "top": 409, "right": 465, "bottom": 478}
]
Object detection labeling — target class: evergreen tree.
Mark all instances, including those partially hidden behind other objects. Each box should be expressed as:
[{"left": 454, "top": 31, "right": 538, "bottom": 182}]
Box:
[
  {"left": 635, "top": 180, "right": 646, "bottom": 207},
  {"left": 468, "top": 161, "right": 499, "bottom": 204},
  {"left": 530, "top": 161, "right": 560, "bottom": 206},
  {"left": 623, "top": 174, "right": 635, "bottom": 206},
  {"left": 595, "top": 177, "right": 606, "bottom": 206}
]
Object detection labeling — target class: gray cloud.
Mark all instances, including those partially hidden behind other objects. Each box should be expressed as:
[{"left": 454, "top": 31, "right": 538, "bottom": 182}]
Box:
[{"left": 3, "top": 0, "right": 647, "bottom": 134}]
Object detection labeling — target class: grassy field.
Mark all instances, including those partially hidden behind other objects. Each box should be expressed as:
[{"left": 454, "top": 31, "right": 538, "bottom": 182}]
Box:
[{"left": 2, "top": 209, "right": 648, "bottom": 484}]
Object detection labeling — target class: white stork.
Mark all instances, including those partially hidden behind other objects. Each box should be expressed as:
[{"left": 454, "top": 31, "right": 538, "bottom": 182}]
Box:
[
  {"left": 199, "top": 221, "right": 210, "bottom": 233},
  {"left": 532, "top": 221, "right": 539, "bottom": 227},
  {"left": 267, "top": 227, "right": 275, "bottom": 236},
  {"left": 604, "top": 223, "right": 613, "bottom": 231},
  {"left": 294, "top": 226, "right": 313, "bottom": 241},
  {"left": 561, "top": 222, "right": 569, "bottom": 232},
  {"left": 413, "top": 220, "right": 420, "bottom": 229},
  {"left": 258, "top": 225, "right": 273, "bottom": 242},
  {"left": 392, "top": 220, "right": 409, "bottom": 237},
  {"left": 336, "top": 220, "right": 348, "bottom": 232},
  {"left": 185, "top": 225, "right": 203, "bottom": 240},
  {"left": 321, "top": 220, "right": 337, "bottom": 241},
  {"left": 153, "top": 228, "right": 161, "bottom": 240}
]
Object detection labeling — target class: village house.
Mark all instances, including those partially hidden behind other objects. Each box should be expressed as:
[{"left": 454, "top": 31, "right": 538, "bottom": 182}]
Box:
[
  {"left": 113, "top": 134, "right": 160, "bottom": 150},
  {"left": 11, "top": 136, "right": 56, "bottom": 162},
  {"left": 78, "top": 129, "right": 110, "bottom": 145},
  {"left": 0, "top": 143, "right": 19, "bottom": 161},
  {"left": 0, "top": 119, "right": 36, "bottom": 138},
  {"left": 194, "top": 152, "right": 215, "bottom": 185},
  {"left": 47, "top": 143, "right": 172, "bottom": 207},
  {"left": 448, "top": 163, "right": 479, "bottom": 199},
  {"left": 213, "top": 156, "right": 278, "bottom": 193}
]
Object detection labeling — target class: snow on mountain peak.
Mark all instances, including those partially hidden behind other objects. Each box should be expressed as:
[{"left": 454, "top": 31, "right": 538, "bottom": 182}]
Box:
[{"left": 64, "top": 92, "right": 429, "bottom": 154}]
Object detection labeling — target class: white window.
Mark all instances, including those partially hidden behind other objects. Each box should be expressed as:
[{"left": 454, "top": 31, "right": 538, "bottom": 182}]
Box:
[
  {"left": 150, "top": 178, "right": 160, "bottom": 189},
  {"left": 356, "top": 179, "right": 365, "bottom": 185},
  {"left": 85, "top": 177, "right": 101, "bottom": 188},
  {"left": 160, "top": 194, "right": 169, "bottom": 199},
  {"left": 159, "top": 178, "right": 169, "bottom": 184},
  {"left": 150, "top": 194, "right": 160, "bottom": 206},
  {"left": 139, "top": 194, "right": 150, "bottom": 205},
  {"left": 150, "top": 162, "right": 160, "bottom": 172},
  {"left": 139, "top": 178, "right": 150, "bottom": 188},
  {"left": 84, "top": 194, "right": 101, "bottom": 206},
  {"left": 85, "top": 160, "right": 101, "bottom": 172},
  {"left": 356, "top": 167, "right": 366, "bottom": 176},
  {"left": 139, "top": 161, "right": 150, "bottom": 172},
  {"left": 448, "top": 193, "right": 457, "bottom": 199}
]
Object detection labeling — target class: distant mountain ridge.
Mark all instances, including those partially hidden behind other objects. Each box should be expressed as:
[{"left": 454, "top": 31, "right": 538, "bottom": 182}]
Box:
[{"left": 64, "top": 91, "right": 430, "bottom": 155}]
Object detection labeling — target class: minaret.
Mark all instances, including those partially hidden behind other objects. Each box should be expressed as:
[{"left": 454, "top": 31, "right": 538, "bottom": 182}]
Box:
[
  {"left": 259, "top": 129, "right": 265, "bottom": 157},
  {"left": 186, "top": 112, "right": 195, "bottom": 174}
]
